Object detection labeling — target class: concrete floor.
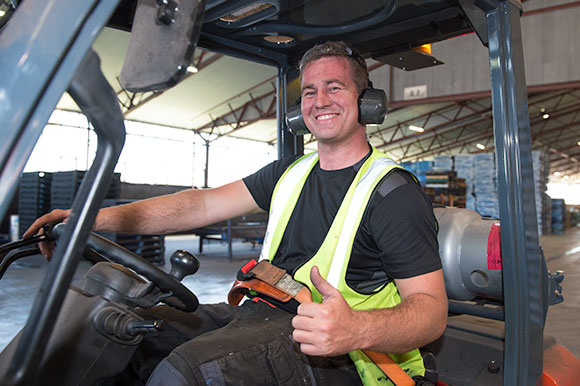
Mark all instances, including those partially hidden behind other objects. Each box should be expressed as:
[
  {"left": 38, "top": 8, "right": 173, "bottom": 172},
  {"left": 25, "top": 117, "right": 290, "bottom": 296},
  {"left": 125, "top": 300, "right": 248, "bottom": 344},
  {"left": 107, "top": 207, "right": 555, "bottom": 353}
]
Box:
[
  {"left": 538, "top": 228, "right": 580, "bottom": 358},
  {"left": 0, "top": 228, "right": 578, "bottom": 362}
]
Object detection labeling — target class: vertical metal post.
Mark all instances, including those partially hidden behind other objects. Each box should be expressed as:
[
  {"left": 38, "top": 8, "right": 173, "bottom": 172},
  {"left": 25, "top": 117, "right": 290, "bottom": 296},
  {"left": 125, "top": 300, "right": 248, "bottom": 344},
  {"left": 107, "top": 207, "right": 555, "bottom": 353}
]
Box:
[
  {"left": 486, "top": 2, "right": 544, "bottom": 384},
  {"left": 191, "top": 132, "right": 196, "bottom": 187},
  {"left": 86, "top": 116, "right": 91, "bottom": 170},
  {"left": 277, "top": 65, "right": 295, "bottom": 159},
  {"left": 203, "top": 138, "right": 210, "bottom": 188}
]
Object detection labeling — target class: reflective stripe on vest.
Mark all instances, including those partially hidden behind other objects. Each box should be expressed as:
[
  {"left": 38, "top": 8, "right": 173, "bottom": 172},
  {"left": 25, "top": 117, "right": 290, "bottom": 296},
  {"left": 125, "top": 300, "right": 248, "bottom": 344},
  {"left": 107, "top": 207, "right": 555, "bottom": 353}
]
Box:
[
  {"left": 259, "top": 147, "right": 425, "bottom": 385},
  {"left": 259, "top": 151, "right": 319, "bottom": 262},
  {"left": 326, "top": 156, "right": 397, "bottom": 288}
]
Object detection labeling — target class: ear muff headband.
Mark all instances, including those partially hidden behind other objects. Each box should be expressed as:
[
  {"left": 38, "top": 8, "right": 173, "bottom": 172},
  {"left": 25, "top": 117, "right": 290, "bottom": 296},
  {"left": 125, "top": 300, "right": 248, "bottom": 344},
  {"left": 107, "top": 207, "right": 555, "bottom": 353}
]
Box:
[{"left": 286, "top": 84, "right": 388, "bottom": 136}]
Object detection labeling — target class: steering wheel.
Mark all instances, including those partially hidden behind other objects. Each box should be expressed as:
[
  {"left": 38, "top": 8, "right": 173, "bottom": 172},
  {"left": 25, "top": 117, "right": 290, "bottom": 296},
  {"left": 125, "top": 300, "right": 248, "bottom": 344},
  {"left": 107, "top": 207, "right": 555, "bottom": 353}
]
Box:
[{"left": 52, "top": 223, "right": 199, "bottom": 312}]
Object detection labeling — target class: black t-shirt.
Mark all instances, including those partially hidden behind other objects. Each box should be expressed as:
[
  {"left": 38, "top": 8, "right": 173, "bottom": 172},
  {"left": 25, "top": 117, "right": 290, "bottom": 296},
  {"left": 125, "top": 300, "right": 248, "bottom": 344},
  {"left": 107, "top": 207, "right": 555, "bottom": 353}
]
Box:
[{"left": 243, "top": 151, "right": 441, "bottom": 294}]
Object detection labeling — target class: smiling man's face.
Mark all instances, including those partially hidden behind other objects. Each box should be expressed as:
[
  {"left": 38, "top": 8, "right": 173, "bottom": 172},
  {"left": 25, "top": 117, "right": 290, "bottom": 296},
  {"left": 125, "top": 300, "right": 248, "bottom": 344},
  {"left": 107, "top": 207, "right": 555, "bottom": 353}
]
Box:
[{"left": 300, "top": 56, "right": 363, "bottom": 145}]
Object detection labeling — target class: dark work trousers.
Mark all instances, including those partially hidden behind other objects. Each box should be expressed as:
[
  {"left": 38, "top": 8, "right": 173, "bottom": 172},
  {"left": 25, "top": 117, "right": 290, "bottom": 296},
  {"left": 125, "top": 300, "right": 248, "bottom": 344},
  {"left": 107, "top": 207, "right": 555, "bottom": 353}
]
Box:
[{"left": 115, "top": 300, "right": 362, "bottom": 386}]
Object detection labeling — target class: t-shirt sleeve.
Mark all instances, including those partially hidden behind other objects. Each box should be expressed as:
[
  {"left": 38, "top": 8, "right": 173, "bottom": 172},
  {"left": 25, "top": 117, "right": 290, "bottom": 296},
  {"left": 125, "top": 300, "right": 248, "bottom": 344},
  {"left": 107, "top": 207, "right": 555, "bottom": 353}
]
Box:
[
  {"left": 369, "top": 174, "right": 442, "bottom": 279},
  {"left": 242, "top": 157, "right": 297, "bottom": 212}
]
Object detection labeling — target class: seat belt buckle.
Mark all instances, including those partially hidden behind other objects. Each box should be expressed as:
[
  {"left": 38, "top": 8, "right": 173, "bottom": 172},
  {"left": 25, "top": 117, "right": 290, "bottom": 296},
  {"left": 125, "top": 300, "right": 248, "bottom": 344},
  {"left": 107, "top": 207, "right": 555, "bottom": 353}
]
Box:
[{"left": 236, "top": 259, "right": 258, "bottom": 281}]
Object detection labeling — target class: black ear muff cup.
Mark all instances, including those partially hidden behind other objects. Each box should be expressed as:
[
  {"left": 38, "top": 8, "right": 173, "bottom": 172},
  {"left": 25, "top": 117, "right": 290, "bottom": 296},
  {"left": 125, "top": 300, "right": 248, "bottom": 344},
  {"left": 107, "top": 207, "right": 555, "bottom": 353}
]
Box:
[
  {"left": 286, "top": 103, "right": 310, "bottom": 136},
  {"left": 358, "top": 87, "right": 388, "bottom": 125},
  {"left": 285, "top": 87, "right": 388, "bottom": 136}
]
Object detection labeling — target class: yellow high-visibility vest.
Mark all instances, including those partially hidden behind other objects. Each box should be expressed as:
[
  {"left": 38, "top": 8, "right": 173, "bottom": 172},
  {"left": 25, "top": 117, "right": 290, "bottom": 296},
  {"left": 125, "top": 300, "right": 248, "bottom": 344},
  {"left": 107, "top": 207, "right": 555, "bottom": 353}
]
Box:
[{"left": 259, "top": 147, "right": 425, "bottom": 385}]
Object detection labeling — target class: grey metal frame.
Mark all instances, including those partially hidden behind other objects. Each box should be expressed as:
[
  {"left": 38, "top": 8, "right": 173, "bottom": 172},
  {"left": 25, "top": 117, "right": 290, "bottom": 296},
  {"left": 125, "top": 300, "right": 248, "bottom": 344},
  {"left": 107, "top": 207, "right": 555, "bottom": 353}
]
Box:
[
  {"left": 485, "top": 1, "right": 544, "bottom": 384},
  {"left": 0, "top": 0, "right": 121, "bottom": 221},
  {"left": 0, "top": 1, "right": 125, "bottom": 384}
]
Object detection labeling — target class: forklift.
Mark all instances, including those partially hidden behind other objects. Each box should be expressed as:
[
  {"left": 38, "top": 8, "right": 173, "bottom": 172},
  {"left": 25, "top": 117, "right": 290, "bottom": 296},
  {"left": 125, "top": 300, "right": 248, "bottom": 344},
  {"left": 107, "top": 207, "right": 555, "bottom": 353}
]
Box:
[{"left": 0, "top": 0, "right": 578, "bottom": 385}]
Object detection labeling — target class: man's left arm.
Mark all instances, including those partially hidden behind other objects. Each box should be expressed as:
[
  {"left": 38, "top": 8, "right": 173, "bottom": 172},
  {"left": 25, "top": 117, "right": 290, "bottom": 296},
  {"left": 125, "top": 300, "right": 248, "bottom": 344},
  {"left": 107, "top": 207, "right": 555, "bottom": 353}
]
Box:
[{"left": 292, "top": 266, "right": 447, "bottom": 357}]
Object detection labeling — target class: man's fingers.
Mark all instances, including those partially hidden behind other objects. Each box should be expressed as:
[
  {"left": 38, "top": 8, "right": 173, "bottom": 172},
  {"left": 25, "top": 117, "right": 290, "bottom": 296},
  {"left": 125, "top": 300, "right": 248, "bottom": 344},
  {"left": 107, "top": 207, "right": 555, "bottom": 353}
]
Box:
[
  {"left": 39, "top": 243, "right": 54, "bottom": 261},
  {"left": 297, "top": 342, "right": 318, "bottom": 356},
  {"left": 23, "top": 209, "right": 70, "bottom": 239},
  {"left": 296, "top": 301, "right": 321, "bottom": 318},
  {"left": 292, "top": 326, "right": 318, "bottom": 355},
  {"left": 292, "top": 313, "right": 315, "bottom": 330},
  {"left": 22, "top": 217, "right": 45, "bottom": 239},
  {"left": 292, "top": 329, "right": 330, "bottom": 357},
  {"left": 291, "top": 327, "right": 315, "bottom": 343},
  {"left": 21, "top": 209, "right": 71, "bottom": 261}
]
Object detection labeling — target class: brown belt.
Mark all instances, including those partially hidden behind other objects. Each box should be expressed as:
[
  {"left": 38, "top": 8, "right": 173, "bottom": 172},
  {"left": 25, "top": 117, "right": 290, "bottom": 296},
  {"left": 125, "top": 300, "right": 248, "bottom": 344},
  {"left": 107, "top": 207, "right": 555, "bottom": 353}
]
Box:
[{"left": 228, "top": 260, "right": 415, "bottom": 386}]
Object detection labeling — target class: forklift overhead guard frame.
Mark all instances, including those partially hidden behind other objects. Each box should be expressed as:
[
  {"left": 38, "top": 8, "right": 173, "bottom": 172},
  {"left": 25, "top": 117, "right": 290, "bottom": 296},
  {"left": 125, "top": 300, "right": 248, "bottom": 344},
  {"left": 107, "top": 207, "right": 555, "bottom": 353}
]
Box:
[{"left": 0, "top": 0, "right": 556, "bottom": 384}]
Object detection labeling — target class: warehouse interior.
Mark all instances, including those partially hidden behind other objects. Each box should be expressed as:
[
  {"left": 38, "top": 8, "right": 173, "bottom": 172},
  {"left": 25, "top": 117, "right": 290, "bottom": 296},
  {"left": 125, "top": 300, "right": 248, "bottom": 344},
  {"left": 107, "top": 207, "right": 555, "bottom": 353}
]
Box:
[{"left": 1, "top": 0, "right": 580, "bottom": 385}]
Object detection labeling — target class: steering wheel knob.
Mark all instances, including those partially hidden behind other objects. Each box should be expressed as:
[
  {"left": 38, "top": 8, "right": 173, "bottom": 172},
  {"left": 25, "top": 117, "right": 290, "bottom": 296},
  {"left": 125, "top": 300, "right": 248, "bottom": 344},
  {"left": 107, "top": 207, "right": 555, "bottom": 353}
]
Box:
[{"left": 169, "top": 249, "right": 200, "bottom": 280}]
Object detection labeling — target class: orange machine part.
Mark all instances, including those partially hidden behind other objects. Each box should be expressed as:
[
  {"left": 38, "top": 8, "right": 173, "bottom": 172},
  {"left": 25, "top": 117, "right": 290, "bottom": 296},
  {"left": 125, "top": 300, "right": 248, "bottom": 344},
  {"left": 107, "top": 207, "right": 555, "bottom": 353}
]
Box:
[{"left": 541, "top": 344, "right": 580, "bottom": 386}]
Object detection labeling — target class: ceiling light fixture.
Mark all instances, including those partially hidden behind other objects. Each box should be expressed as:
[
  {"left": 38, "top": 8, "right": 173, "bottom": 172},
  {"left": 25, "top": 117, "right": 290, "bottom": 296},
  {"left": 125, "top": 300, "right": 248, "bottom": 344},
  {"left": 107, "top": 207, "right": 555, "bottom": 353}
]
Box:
[
  {"left": 0, "top": 10, "right": 5, "bottom": 17},
  {"left": 564, "top": 175, "right": 570, "bottom": 180},
  {"left": 540, "top": 107, "right": 546, "bottom": 113},
  {"left": 554, "top": 171, "right": 561, "bottom": 176},
  {"left": 577, "top": 140, "right": 580, "bottom": 146},
  {"left": 408, "top": 125, "right": 424, "bottom": 133},
  {"left": 542, "top": 113, "right": 550, "bottom": 119},
  {"left": 263, "top": 35, "right": 294, "bottom": 44},
  {"left": 186, "top": 65, "right": 198, "bottom": 74},
  {"left": 219, "top": 3, "right": 273, "bottom": 22},
  {"left": 476, "top": 143, "right": 485, "bottom": 150}
]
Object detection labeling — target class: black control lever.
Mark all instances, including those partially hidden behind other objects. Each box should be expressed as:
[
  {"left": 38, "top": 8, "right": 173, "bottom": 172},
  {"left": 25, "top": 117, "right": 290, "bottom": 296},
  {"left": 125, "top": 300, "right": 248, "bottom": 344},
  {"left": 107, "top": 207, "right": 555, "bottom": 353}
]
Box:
[
  {"left": 95, "top": 307, "right": 164, "bottom": 344},
  {"left": 127, "top": 319, "right": 164, "bottom": 335},
  {"left": 0, "top": 222, "right": 54, "bottom": 258},
  {"left": 0, "top": 223, "right": 56, "bottom": 278},
  {"left": 0, "top": 248, "right": 42, "bottom": 280},
  {"left": 169, "top": 250, "right": 200, "bottom": 281}
]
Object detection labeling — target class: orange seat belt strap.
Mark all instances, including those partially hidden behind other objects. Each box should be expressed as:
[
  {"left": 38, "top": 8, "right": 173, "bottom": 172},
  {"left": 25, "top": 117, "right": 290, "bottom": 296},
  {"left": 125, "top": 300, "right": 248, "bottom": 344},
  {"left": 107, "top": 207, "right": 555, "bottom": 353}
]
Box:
[{"left": 364, "top": 350, "right": 416, "bottom": 386}]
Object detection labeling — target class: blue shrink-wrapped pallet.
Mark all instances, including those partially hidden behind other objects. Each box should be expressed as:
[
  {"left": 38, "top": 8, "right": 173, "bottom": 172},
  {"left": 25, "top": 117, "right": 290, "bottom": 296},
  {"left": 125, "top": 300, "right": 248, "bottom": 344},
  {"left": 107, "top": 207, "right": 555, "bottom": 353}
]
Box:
[
  {"left": 401, "top": 160, "right": 433, "bottom": 187},
  {"left": 473, "top": 153, "right": 499, "bottom": 218},
  {"left": 433, "top": 155, "right": 453, "bottom": 172},
  {"left": 454, "top": 154, "right": 475, "bottom": 211}
]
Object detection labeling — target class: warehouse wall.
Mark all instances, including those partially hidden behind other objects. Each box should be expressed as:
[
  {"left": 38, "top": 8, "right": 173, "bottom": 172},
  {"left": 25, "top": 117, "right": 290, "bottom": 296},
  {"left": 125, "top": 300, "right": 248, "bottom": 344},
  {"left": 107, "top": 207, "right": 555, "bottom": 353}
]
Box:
[{"left": 369, "top": 0, "right": 580, "bottom": 101}]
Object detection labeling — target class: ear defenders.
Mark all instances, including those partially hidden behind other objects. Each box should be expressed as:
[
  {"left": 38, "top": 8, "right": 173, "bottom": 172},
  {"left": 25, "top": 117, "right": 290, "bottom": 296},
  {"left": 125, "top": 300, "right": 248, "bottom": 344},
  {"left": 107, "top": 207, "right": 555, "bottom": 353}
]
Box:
[{"left": 286, "top": 83, "right": 388, "bottom": 136}]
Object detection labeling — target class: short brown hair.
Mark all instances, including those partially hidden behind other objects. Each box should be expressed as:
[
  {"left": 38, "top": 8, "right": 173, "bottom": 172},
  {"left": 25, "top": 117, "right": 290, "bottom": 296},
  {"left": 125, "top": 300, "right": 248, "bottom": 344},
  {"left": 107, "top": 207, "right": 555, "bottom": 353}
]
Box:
[{"left": 299, "top": 41, "right": 369, "bottom": 94}]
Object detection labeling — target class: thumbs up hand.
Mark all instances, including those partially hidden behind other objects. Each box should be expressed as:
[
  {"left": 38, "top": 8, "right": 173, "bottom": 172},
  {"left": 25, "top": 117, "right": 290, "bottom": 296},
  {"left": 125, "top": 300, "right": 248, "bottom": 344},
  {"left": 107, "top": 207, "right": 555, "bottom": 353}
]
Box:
[{"left": 291, "top": 266, "right": 362, "bottom": 356}]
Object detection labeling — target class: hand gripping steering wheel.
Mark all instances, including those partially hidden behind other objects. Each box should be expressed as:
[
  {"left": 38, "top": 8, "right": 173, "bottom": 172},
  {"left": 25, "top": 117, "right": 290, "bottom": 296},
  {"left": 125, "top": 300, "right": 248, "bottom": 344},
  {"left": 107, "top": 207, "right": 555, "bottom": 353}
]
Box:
[{"left": 53, "top": 223, "right": 200, "bottom": 312}]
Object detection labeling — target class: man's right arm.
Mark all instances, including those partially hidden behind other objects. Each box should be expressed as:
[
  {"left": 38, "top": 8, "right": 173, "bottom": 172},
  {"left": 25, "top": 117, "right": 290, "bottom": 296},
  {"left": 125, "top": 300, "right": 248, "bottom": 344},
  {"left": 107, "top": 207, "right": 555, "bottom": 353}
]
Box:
[
  {"left": 95, "top": 179, "right": 260, "bottom": 234},
  {"left": 24, "top": 179, "right": 260, "bottom": 257}
]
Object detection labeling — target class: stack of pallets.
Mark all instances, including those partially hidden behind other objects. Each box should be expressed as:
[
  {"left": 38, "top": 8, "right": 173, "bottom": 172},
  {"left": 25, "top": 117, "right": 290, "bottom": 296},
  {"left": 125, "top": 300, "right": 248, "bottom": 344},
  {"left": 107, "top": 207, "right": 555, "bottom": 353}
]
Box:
[
  {"left": 473, "top": 153, "right": 499, "bottom": 218},
  {"left": 51, "top": 171, "right": 121, "bottom": 210},
  {"left": 18, "top": 172, "right": 53, "bottom": 236},
  {"left": 532, "top": 151, "right": 551, "bottom": 236},
  {"left": 551, "top": 198, "right": 566, "bottom": 234},
  {"left": 453, "top": 154, "right": 476, "bottom": 211},
  {"left": 400, "top": 160, "right": 432, "bottom": 187}
]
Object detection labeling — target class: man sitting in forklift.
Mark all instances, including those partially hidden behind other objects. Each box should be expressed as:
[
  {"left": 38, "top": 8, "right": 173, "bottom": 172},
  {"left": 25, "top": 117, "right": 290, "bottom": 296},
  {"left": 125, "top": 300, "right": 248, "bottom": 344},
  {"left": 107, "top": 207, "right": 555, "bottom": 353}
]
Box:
[{"left": 25, "top": 41, "right": 448, "bottom": 385}]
